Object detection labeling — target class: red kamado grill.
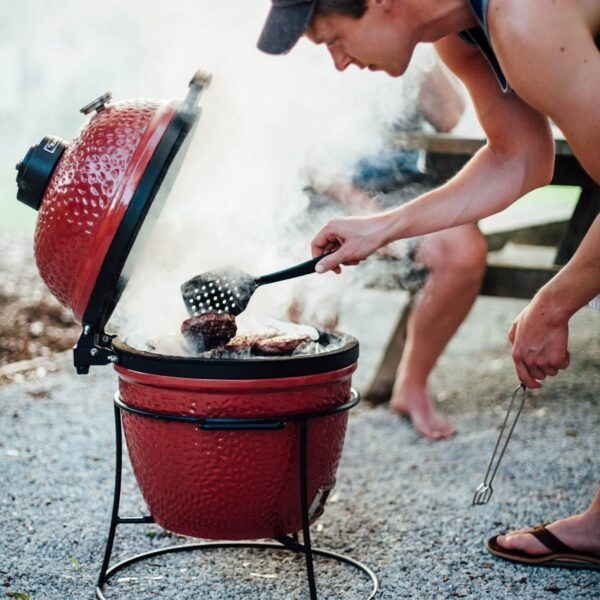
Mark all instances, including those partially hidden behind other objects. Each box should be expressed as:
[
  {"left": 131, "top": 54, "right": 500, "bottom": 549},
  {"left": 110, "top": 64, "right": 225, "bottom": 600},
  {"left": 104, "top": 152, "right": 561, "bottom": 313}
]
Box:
[{"left": 15, "top": 71, "right": 378, "bottom": 599}]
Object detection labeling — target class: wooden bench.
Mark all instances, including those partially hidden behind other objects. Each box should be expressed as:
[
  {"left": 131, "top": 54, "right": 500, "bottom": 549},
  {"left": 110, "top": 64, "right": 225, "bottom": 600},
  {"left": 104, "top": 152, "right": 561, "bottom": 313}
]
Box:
[{"left": 365, "top": 132, "right": 600, "bottom": 402}]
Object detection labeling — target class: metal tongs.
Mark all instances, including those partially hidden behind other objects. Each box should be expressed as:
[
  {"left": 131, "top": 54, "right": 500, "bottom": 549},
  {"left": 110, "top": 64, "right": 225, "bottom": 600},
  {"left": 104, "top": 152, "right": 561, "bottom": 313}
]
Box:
[{"left": 472, "top": 384, "right": 527, "bottom": 505}]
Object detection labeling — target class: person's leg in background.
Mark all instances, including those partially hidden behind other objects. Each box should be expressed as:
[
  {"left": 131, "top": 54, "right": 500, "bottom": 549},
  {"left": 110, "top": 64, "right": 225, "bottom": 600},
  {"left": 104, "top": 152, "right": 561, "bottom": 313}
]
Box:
[{"left": 389, "top": 223, "right": 487, "bottom": 439}]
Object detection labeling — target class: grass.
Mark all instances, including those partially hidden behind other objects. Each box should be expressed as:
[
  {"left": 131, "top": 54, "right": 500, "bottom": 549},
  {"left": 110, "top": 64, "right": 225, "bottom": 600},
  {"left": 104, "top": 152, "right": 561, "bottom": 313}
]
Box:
[{"left": 517, "top": 184, "right": 580, "bottom": 208}]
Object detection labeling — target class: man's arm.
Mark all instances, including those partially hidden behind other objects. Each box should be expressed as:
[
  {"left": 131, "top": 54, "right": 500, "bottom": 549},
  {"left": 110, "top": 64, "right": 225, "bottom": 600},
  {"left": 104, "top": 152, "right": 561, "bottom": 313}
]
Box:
[
  {"left": 507, "top": 214, "right": 600, "bottom": 387},
  {"left": 312, "top": 35, "right": 555, "bottom": 270},
  {"left": 486, "top": 4, "right": 600, "bottom": 386},
  {"left": 382, "top": 34, "right": 555, "bottom": 240}
]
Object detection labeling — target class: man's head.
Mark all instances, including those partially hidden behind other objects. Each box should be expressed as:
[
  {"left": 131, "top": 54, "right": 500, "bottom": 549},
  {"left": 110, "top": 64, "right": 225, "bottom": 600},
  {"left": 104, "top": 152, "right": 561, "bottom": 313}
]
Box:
[
  {"left": 257, "top": 1, "right": 367, "bottom": 56},
  {"left": 258, "top": 0, "right": 419, "bottom": 77}
]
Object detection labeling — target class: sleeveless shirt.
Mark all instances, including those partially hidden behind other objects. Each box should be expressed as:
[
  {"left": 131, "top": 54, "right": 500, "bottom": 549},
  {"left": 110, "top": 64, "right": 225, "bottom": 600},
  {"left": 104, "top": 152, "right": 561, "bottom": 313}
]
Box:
[{"left": 459, "top": 0, "right": 509, "bottom": 91}]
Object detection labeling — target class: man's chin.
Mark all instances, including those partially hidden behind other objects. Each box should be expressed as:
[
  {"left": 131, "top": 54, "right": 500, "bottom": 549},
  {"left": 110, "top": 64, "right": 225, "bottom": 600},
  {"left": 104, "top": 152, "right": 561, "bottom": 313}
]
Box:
[
  {"left": 384, "top": 66, "right": 406, "bottom": 77},
  {"left": 367, "top": 65, "right": 402, "bottom": 77},
  {"left": 369, "top": 60, "right": 408, "bottom": 77}
]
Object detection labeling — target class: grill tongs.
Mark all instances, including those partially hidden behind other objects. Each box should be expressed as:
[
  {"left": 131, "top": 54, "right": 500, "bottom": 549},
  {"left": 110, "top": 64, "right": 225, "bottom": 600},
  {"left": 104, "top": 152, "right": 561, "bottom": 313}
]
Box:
[{"left": 472, "top": 384, "right": 527, "bottom": 505}]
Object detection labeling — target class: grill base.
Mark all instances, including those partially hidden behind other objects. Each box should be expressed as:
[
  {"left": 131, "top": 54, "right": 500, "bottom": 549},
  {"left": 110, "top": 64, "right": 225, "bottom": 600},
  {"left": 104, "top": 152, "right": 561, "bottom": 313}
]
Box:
[
  {"left": 96, "top": 392, "right": 379, "bottom": 600},
  {"left": 95, "top": 541, "right": 379, "bottom": 600}
]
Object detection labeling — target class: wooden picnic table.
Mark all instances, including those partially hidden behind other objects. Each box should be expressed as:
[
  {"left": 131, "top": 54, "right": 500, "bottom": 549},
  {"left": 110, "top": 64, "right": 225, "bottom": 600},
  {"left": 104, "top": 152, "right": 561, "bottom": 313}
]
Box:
[{"left": 366, "top": 131, "right": 600, "bottom": 402}]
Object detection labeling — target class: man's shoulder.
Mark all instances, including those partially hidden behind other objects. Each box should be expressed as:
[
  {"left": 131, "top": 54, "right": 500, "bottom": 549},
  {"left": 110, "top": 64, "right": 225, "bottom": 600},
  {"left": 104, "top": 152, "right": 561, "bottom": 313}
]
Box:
[{"left": 486, "top": 0, "right": 572, "bottom": 49}]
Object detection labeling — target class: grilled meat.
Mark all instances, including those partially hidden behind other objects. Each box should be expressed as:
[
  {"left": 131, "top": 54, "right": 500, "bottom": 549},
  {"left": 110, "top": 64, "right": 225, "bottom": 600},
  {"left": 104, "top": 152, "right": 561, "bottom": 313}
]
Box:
[
  {"left": 222, "top": 333, "right": 312, "bottom": 356},
  {"left": 181, "top": 312, "right": 237, "bottom": 351},
  {"left": 254, "top": 335, "right": 312, "bottom": 356},
  {"left": 224, "top": 335, "right": 264, "bottom": 352}
]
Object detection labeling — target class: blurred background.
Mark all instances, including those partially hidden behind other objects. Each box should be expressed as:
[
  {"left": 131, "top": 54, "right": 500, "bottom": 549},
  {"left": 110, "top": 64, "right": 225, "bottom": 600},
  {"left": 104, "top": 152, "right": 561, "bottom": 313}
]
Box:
[{"left": 1, "top": 0, "right": 276, "bottom": 233}]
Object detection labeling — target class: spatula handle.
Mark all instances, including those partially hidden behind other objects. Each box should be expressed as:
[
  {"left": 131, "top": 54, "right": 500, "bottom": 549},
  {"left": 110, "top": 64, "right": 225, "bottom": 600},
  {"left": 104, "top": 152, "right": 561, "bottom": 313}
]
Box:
[{"left": 256, "top": 252, "right": 334, "bottom": 286}]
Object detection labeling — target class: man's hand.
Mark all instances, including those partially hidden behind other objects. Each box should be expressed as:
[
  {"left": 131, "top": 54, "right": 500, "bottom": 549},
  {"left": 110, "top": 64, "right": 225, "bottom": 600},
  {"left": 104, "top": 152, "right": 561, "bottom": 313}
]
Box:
[
  {"left": 311, "top": 213, "right": 390, "bottom": 274},
  {"left": 508, "top": 296, "right": 570, "bottom": 389}
]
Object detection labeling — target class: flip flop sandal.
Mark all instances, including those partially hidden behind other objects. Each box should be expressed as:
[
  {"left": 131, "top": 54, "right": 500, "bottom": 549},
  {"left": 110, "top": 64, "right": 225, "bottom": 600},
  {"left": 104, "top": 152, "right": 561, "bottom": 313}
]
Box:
[{"left": 486, "top": 524, "right": 600, "bottom": 571}]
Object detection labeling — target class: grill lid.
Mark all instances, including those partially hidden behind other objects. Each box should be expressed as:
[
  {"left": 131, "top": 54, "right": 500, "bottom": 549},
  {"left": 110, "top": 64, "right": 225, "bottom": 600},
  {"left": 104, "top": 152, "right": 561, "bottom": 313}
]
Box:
[{"left": 16, "top": 70, "right": 212, "bottom": 373}]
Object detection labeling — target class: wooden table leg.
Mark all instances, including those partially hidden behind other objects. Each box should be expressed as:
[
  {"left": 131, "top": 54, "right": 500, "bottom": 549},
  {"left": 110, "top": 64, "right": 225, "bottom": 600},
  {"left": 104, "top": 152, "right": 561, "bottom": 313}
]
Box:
[{"left": 553, "top": 165, "right": 600, "bottom": 265}]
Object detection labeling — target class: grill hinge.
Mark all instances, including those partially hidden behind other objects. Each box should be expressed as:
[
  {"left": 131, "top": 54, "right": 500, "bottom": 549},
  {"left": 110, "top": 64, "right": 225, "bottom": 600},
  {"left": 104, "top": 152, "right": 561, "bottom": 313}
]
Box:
[{"left": 73, "top": 324, "right": 118, "bottom": 374}]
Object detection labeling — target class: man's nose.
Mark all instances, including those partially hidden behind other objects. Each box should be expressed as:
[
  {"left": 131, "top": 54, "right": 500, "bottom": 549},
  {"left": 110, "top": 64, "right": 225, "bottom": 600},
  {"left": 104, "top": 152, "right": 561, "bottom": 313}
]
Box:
[{"left": 328, "top": 46, "right": 352, "bottom": 72}]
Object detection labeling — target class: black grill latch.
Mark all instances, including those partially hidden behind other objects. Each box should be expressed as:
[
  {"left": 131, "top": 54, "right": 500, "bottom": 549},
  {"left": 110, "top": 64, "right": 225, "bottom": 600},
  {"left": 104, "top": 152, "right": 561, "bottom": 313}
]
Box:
[{"left": 73, "top": 324, "right": 118, "bottom": 374}]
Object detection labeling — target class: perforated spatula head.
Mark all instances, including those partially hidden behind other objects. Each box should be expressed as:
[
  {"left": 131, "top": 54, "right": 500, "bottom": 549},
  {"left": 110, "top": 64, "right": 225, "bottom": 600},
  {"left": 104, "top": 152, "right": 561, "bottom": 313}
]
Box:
[
  {"left": 181, "top": 253, "right": 334, "bottom": 317},
  {"left": 181, "top": 266, "right": 256, "bottom": 317}
]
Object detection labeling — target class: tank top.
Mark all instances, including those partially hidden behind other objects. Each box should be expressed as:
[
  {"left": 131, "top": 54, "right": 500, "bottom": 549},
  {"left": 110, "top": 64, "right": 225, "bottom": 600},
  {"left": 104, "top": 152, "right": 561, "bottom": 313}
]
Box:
[
  {"left": 459, "top": 0, "right": 509, "bottom": 92},
  {"left": 459, "top": 0, "right": 600, "bottom": 94}
]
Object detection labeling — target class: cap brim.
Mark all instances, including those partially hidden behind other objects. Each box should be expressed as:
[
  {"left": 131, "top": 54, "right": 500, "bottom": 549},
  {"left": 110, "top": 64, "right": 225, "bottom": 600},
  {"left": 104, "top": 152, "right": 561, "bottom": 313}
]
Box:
[{"left": 257, "top": 3, "right": 316, "bottom": 55}]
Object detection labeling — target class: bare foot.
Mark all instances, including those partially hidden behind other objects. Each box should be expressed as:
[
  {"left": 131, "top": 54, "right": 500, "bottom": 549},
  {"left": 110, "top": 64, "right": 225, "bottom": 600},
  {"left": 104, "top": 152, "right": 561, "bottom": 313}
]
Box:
[
  {"left": 390, "top": 384, "right": 456, "bottom": 440},
  {"left": 496, "top": 513, "right": 600, "bottom": 557}
]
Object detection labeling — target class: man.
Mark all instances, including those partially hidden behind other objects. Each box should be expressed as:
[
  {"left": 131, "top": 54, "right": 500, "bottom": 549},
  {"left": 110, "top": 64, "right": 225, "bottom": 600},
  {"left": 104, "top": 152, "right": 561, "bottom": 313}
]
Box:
[{"left": 257, "top": 0, "right": 600, "bottom": 572}]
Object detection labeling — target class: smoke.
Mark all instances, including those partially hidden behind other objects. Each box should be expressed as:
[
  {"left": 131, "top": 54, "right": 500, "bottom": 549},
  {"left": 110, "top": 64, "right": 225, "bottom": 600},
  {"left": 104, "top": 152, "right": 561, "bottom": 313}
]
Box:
[{"left": 89, "top": 1, "right": 435, "bottom": 351}]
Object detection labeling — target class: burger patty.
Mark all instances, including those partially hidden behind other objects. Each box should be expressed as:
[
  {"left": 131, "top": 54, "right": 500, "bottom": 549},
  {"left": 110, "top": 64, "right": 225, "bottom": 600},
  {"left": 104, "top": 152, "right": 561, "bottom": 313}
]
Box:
[
  {"left": 181, "top": 312, "right": 237, "bottom": 351},
  {"left": 225, "top": 334, "right": 312, "bottom": 356}
]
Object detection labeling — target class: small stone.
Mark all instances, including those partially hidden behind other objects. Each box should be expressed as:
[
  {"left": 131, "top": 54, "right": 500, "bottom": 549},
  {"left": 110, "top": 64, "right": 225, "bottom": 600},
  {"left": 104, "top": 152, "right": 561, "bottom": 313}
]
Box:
[{"left": 29, "top": 321, "right": 45, "bottom": 337}]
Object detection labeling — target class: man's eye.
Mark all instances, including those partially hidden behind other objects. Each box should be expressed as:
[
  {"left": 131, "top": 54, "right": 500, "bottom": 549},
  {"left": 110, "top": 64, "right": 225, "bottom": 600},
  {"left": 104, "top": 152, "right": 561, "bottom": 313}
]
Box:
[{"left": 327, "top": 38, "right": 339, "bottom": 47}]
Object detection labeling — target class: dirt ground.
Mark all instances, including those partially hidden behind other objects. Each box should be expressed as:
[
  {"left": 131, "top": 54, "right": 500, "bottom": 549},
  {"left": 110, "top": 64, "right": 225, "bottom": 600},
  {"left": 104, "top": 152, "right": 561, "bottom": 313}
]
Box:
[{"left": 0, "top": 235, "right": 79, "bottom": 381}]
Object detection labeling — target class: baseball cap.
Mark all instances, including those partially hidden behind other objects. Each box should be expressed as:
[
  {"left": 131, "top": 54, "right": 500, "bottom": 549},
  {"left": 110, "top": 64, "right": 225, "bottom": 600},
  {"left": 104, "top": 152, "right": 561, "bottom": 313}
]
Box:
[{"left": 257, "top": 0, "right": 318, "bottom": 55}]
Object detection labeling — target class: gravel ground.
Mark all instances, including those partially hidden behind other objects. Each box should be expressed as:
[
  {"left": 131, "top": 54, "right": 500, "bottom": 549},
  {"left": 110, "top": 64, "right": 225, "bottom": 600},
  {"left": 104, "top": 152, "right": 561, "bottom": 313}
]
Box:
[{"left": 1, "top": 236, "right": 599, "bottom": 599}]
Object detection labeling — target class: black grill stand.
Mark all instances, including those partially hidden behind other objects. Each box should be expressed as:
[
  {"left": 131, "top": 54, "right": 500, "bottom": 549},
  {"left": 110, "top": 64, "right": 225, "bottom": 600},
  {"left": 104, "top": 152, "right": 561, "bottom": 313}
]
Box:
[{"left": 96, "top": 390, "right": 378, "bottom": 599}]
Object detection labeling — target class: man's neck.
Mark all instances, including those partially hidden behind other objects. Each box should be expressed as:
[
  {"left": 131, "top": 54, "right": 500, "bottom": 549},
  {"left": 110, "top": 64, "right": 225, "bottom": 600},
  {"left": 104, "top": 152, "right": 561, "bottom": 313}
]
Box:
[{"left": 409, "top": 0, "right": 478, "bottom": 43}]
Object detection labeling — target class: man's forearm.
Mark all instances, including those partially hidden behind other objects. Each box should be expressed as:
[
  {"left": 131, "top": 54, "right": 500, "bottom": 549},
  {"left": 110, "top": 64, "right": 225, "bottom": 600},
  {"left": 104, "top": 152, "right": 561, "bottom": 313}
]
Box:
[{"left": 377, "top": 142, "right": 552, "bottom": 244}]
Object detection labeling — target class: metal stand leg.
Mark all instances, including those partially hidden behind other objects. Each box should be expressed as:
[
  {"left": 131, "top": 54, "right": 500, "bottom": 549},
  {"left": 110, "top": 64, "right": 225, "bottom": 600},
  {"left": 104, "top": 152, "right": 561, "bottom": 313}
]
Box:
[
  {"left": 97, "top": 405, "right": 153, "bottom": 598},
  {"left": 96, "top": 404, "right": 124, "bottom": 590},
  {"left": 299, "top": 419, "right": 318, "bottom": 600}
]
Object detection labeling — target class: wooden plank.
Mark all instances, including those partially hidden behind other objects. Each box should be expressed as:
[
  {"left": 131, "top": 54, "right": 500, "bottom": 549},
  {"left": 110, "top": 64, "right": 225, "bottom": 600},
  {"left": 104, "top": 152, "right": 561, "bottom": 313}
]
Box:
[
  {"left": 392, "top": 132, "right": 573, "bottom": 156},
  {"left": 480, "top": 264, "right": 559, "bottom": 298},
  {"left": 424, "top": 153, "right": 468, "bottom": 184},
  {"left": 485, "top": 220, "right": 568, "bottom": 252}
]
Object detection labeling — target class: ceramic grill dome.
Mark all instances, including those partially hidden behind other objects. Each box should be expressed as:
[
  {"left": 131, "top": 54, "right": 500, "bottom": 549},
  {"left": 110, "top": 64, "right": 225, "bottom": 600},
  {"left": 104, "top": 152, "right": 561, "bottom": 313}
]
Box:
[
  {"left": 16, "top": 71, "right": 211, "bottom": 344},
  {"left": 33, "top": 99, "right": 177, "bottom": 322}
]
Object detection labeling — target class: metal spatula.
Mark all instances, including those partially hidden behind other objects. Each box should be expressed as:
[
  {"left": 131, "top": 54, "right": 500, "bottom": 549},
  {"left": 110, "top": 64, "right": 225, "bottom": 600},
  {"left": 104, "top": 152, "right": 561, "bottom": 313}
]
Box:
[
  {"left": 181, "top": 253, "right": 332, "bottom": 317},
  {"left": 472, "top": 384, "right": 526, "bottom": 505}
]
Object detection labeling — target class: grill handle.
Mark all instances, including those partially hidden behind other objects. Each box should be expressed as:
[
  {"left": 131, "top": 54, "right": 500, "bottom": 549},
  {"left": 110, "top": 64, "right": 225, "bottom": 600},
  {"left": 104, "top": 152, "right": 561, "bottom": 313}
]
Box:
[{"left": 199, "top": 418, "right": 285, "bottom": 431}]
